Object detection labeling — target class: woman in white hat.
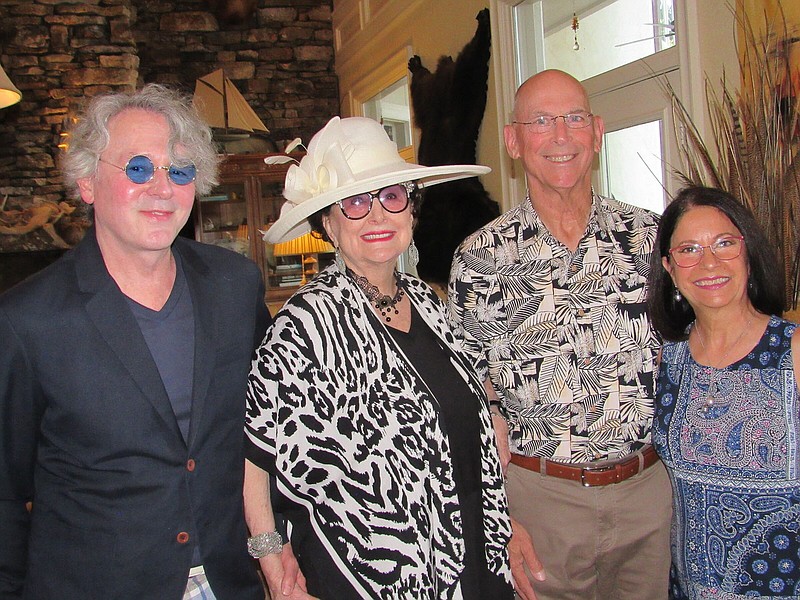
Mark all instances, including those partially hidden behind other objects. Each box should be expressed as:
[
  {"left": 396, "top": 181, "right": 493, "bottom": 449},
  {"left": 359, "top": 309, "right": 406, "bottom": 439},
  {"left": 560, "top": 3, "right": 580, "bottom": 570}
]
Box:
[{"left": 243, "top": 117, "right": 514, "bottom": 599}]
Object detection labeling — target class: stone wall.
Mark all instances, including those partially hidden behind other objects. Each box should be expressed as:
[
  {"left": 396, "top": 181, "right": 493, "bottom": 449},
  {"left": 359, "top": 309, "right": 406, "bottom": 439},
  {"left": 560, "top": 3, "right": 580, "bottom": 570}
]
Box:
[{"left": 0, "top": 0, "right": 338, "bottom": 252}]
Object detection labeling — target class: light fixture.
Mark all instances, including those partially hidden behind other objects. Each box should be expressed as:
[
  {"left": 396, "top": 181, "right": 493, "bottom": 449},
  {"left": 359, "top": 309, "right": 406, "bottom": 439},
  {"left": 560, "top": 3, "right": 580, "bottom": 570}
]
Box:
[
  {"left": 57, "top": 130, "right": 70, "bottom": 150},
  {"left": 57, "top": 116, "right": 78, "bottom": 151},
  {"left": 272, "top": 232, "right": 334, "bottom": 285},
  {"left": 0, "top": 62, "right": 21, "bottom": 109}
]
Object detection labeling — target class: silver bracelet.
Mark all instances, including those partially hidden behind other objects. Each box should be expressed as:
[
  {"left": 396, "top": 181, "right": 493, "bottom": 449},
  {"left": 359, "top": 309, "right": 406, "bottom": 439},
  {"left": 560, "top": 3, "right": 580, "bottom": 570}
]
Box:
[{"left": 247, "top": 530, "right": 283, "bottom": 558}]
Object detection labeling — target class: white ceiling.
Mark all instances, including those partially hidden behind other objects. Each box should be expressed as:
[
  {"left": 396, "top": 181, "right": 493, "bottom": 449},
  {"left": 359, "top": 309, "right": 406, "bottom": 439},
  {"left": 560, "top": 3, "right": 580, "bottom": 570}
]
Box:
[{"left": 542, "top": 0, "right": 614, "bottom": 31}]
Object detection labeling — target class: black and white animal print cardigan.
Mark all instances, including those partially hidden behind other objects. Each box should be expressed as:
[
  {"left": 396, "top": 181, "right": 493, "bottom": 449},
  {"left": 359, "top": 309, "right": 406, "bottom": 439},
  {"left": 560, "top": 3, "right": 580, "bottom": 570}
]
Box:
[{"left": 246, "top": 264, "right": 512, "bottom": 598}]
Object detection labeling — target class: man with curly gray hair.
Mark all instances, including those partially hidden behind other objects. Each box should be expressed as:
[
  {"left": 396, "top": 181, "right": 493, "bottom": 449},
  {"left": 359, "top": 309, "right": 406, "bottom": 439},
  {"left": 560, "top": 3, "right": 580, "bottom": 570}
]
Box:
[
  {"left": 61, "top": 84, "right": 221, "bottom": 199},
  {"left": 0, "top": 84, "right": 272, "bottom": 599}
]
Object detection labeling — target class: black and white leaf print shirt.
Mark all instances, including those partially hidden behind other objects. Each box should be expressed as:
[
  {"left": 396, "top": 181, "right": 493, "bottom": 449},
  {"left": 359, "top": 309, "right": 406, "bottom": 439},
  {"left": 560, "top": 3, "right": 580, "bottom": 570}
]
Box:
[{"left": 448, "top": 194, "right": 661, "bottom": 463}]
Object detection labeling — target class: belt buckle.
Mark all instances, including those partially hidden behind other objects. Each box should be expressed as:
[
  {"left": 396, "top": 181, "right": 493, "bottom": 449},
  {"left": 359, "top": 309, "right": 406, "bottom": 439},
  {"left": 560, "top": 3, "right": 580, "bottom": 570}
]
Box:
[{"left": 579, "top": 462, "right": 616, "bottom": 487}]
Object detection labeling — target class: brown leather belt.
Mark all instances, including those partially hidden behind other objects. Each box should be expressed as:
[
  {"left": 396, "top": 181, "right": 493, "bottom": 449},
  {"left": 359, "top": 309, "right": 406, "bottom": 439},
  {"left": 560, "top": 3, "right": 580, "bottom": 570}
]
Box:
[{"left": 510, "top": 445, "right": 659, "bottom": 487}]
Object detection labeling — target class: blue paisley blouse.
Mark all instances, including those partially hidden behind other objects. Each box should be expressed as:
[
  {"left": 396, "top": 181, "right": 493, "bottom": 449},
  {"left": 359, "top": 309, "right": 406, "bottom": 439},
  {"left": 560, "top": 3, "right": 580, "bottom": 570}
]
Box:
[{"left": 653, "top": 316, "right": 800, "bottom": 599}]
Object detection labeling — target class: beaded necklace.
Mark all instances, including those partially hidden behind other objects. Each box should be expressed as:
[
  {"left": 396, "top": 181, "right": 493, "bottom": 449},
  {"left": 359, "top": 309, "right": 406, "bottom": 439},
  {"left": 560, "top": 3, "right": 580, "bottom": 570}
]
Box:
[{"left": 347, "top": 268, "right": 404, "bottom": 323}]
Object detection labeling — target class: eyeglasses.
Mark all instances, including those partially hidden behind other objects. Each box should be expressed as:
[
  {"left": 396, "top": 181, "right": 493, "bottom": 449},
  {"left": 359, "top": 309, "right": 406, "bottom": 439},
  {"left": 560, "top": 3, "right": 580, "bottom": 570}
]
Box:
[
  {"left": 513, "top": 112, "right": 594, "bottom": 133},
  {"left": 99, "top": 155, "right": 197, "bottom": 186},
  {"left": 337, "top": 182, "right": 413, "bottom": 220},
  {"left": 668, "top": 235, "right": 745, "bottom": 268}
]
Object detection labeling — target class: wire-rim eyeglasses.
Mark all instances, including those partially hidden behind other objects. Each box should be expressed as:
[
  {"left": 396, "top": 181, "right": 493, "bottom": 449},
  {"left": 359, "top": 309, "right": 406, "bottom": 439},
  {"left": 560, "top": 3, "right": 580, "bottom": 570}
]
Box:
[
  {"left": 667, "top": 235, "right": 745, "bottom": 268},
  {"left": 99, "top": 155, "right": 197, "bottom": 186},
  {"left": 337, "top": 182, "right": 415, "bottom": 221},
  {"left": 512, "top": 112, "right": 594, "bottom": 133}
]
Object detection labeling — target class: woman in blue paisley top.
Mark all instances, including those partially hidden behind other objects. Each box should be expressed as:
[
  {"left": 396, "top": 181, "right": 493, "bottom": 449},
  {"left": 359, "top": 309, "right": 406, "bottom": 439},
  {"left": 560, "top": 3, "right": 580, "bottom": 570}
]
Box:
[
  {"left": 647, "top": 186, "right": 800, "bottom": 599},
  {"left": 242, "top": 117, "right": 515, "bottom": 600}
]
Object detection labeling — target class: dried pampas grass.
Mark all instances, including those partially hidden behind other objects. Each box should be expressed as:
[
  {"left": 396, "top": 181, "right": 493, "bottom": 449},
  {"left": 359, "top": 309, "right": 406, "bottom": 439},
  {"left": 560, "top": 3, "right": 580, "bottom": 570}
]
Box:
[{"left": 665, "top": 2, "right": 800, "bottom": 309}]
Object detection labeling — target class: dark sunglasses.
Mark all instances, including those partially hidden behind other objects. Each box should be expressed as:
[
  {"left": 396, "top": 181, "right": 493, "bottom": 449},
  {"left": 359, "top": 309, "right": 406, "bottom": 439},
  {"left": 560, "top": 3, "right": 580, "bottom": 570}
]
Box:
[
  {"left": 99, "top": 155, "right": 197, "bottom": 186},
  {"left": 337, "top": 182, "right": 414, "bottom": 220}
]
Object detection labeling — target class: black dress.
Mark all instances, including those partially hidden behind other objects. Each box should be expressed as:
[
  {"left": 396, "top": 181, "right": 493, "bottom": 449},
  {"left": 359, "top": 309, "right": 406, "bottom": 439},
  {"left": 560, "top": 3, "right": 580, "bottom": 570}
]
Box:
[{"left": 388, "top": 303, "right": 514, "bottom": 600}]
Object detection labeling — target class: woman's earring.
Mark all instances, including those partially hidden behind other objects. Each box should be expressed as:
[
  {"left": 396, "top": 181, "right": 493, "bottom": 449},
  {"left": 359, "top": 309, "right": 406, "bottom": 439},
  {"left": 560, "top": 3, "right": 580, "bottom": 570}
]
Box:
[
  {"left": 407, "top": 239, "right": 419, "bottom": 268},
  {"left": 673, "top": 288, "right": 682, "bottom": 302},
  {"left": 335, "top": 246, "right": 346, "bottom": 274}
]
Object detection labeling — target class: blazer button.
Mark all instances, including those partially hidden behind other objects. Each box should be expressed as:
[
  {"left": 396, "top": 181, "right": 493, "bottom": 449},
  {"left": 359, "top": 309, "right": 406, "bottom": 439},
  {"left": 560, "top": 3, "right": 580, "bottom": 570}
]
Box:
[
  {"left": 186, "top": 459, "right": 196, "bottom": 472},
  {"left": 177, "top": 532, "right": 190, "bottom": 544}
]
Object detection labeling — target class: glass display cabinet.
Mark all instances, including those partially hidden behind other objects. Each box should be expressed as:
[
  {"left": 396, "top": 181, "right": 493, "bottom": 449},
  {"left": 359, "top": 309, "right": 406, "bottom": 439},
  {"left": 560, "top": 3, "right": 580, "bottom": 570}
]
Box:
[{"left": 193, "top": 152, "right": 332, "bottom": 305}]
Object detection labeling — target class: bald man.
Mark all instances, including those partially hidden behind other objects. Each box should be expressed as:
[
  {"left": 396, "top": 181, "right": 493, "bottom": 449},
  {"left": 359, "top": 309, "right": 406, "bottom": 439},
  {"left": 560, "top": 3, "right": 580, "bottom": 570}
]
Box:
[{"left": 448, "top": 70, "right": 671, "bottom": 600}]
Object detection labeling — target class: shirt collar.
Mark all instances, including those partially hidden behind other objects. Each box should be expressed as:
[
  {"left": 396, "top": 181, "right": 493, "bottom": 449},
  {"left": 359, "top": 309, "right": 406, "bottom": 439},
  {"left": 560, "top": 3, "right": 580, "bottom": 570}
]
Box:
[{"left": 520, "top": 189, "right": 612, "bottom": 241}]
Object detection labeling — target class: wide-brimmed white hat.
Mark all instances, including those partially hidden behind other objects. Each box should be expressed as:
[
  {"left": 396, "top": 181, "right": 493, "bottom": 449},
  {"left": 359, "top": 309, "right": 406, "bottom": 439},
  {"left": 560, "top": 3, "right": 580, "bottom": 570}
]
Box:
[{"left": 262, "top": 116, "right": 490, "bottom": 243}]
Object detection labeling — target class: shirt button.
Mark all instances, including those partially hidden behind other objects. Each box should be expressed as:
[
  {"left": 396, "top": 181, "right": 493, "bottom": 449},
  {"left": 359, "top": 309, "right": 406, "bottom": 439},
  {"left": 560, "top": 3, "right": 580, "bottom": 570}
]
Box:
[
  {"left": 177, "top": 532, "right": 190, "bottom": 544},
  {"left": 186, "top": 459, "right": 196, "bottom": 472},
  {"left": 583, "top": 358, "right": 591, "bottom": 365},
  {"left": 577, "top": 309, "right": 585, "bottom": 317}
]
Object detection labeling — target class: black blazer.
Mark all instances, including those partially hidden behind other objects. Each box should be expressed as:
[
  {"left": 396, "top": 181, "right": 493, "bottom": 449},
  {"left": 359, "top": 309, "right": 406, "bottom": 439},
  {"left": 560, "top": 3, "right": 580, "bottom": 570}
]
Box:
[{"left": 0, "top": 229, "right": 270, "bottom": 599}]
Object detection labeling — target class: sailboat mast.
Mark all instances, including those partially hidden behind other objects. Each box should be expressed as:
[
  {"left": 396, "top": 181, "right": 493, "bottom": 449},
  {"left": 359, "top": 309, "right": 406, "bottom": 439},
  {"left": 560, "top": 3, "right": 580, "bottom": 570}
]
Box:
[
  {"left": 192, "top": 69, "right": 269, "bottom": 135},
  {"left": 222, "top": 75, "right": 229, "bottom": 132}
]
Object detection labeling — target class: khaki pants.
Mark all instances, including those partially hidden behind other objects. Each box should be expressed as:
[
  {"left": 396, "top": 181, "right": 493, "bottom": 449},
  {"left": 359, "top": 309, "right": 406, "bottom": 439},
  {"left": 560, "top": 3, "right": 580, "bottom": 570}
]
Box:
[{"left": 506, "top": 458, "right": 672, "bottom": 600}]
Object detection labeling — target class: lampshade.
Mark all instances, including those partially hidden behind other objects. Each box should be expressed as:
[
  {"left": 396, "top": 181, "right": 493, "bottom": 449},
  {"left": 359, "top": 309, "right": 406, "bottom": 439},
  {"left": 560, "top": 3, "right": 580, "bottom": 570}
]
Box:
[
  {"left": 272, "top": 232, "right": 334, "bottom": 257},
  {"left": 0, "top": 63, "right": 21, "bottom": 109}
]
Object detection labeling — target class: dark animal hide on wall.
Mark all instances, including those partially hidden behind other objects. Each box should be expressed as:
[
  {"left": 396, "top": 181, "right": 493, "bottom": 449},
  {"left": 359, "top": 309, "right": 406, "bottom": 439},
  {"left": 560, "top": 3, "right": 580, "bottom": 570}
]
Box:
[{"left": 409, "top": 8, "right": 499, "bottom": 284}]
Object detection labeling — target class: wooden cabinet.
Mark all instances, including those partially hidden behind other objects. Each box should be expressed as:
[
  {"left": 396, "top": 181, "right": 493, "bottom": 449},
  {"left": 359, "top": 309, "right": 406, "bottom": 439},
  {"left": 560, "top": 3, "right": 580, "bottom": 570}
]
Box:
[{"left": 193, "top": 153, "right": 300, "bottom": 303}]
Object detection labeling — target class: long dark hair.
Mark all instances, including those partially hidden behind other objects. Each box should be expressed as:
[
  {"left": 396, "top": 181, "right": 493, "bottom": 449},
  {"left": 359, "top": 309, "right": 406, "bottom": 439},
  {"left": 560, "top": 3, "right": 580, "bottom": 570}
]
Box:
[{"left": 647, "top": 186, "right": 784, "bottom": 341}]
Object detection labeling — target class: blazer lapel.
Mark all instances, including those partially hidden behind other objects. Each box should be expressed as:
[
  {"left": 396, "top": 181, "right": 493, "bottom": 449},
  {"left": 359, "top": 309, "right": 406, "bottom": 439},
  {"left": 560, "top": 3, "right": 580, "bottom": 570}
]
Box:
[
  {"left": 175, "top": 242, "right": 215, "bottom": 448},
  {"left": 76, "top": 229, "right": 184, "bottom": 440}
]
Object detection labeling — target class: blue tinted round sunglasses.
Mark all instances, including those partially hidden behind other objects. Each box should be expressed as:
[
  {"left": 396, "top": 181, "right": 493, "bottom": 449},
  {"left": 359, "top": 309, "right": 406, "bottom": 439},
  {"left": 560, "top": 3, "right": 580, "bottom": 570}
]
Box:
[{"left": 99, "top": 155, "right": 197, "bottom": 186}]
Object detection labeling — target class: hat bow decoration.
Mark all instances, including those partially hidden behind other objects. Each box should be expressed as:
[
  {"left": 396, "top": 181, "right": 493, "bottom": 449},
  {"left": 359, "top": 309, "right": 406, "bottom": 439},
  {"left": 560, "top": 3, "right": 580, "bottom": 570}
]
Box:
[{"left": 283, "top": 130, "right": 356, "bottom": 208}]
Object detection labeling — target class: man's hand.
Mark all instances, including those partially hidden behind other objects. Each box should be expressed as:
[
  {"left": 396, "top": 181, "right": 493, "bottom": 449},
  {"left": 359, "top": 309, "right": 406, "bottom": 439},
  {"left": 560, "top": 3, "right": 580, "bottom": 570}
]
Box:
[
  {"left": 509, "top": 517, "right": 545, "bottom": 600},
  {"left": 259, "top": 544, "right": 316, "bottom": 599}
]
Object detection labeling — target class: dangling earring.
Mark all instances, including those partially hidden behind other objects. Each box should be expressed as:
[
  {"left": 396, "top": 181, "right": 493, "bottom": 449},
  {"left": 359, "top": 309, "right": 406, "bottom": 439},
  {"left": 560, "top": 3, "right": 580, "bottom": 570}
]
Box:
[
  {"left": 407, "top": 239, "right": 419, "bottom": 268},
  {"left": 335, "top": 246, "right": 346, "bottom": 274},
  {"left": 673, "top": 288, "right": 682, "bottom": 302}
]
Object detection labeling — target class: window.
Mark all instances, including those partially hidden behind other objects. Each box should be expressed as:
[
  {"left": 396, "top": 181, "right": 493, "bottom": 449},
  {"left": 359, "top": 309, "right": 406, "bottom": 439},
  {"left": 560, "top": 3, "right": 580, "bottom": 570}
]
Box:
[
  {"left": 600, "top": 120, "right": 664, "bottom": 214},
  {"left": 363, "top": 78, "right": 412, "bottom": 150},
  {"left": 513, "top": 0, "right": 674, "bottom": 83},
  {"left": 346, "top": 47, "right": 416, "bottom": 163}
]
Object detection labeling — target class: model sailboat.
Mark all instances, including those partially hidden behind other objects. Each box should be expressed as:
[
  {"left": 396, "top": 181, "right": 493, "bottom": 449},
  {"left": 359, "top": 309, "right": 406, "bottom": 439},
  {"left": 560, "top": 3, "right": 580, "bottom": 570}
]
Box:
[{"left": 193, "top": 69, "right": 269, "bottom": 139}]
